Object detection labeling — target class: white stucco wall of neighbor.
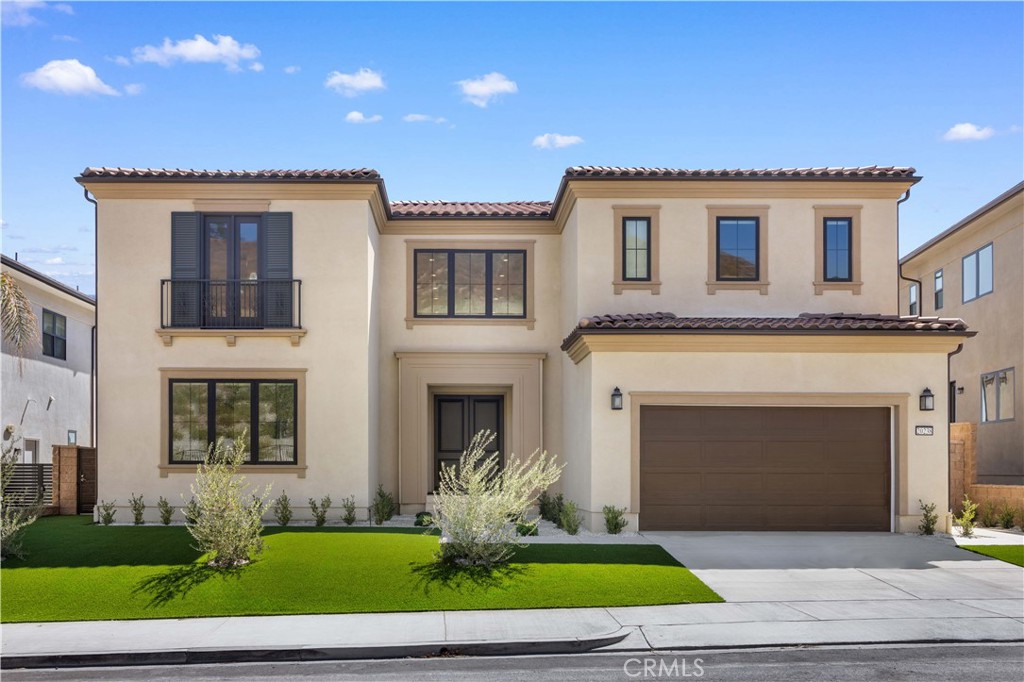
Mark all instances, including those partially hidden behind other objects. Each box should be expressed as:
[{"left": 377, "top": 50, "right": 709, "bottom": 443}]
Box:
[
  {"left": 1, "top": 266, "right": 94, "bottom": 464},
  {"left": 563, "top": 346, "right": 954, "bottom": 533}
]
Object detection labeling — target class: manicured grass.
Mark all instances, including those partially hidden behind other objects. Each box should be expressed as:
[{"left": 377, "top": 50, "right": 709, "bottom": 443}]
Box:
[
  {"left": 1, "top": 516, "right": 722, "bottom": 622},
  {"left": 960, "top": 544, "right": 1024, "bottom": 567}
]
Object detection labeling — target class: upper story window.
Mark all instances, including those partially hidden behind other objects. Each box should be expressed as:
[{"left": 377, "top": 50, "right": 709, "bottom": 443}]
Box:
[
  {"left": 622, "top": 218, "right": 652, "bottom": 281},
  {"left": 716, "top": 218, "right": 759, "bottom": 281},
  {"left": 908, "top": 283, "right": 919, "bottom": 315},
  {"left": 166, "top": 212, "right": 297, "bottom": 329},
  {"left": 934, "top": 269, "right": 944, "bottom": 310},
  {"left": 414, "top": 249, "right": 526, "bottom": 319},
  {"left": 981, "top": 368, "right": 1014, "bottom": 423},
  {"left": 823, "top": 218, "right": 852, "bottom": 281},
  {"left": 962, "top": 243, "right": 993, "bottom": 303},
  {"left": 706, "top": 206, "right": 769, "bottom": 294},
  {"left": 612, "top": 206, "right": 661, "bottom": 294},
  {"left": 42, "top": 309, "right": 67, "bottom": 360}
]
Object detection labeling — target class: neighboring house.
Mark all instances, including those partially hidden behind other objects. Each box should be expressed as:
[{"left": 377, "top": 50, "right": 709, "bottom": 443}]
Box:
[
  {"left": 77, "top": 165, "right": 971, "bottom": 532},
  {"left": 1, "top": 254, "right": 96, "bottom": 462},
  {"left": 900, "top": 182, "right": 1023, "bottom": 485}
]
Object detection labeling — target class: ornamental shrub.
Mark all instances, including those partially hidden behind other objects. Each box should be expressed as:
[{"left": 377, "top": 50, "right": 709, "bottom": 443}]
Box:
[
  {"left": 978, "top": 501, "right": 998, "bottom": 527},
  {"left": 157, "top": 496, "right": 173, "bottom": 525},
  {"left": 1, "top": 436, "right": 41, "bottom": 557},
  {"left": 272, "top": 491, "right": 293, "bottom": 526},
  {"left": 955, "top": 494, "right": 978, "bottom": 538},
  {"left": 433, "top": 430, "right": 563, "bottom": 567},
  {"left": 309, "top": 495, "right": 331, "bottom": 527},
  {"left": 918, "top": 499, "right": 938, "bottom": 535},
  {"left": 129, "top": 493, "right": 146, "bottom": 525},
  {"left": 997, "top": 505, "right": 1018, "bottom": 529},
  {"left": 98, "top": 500, "right": 117, "bottom": 526},
  {"left": 371, "top": 485, "right": 396, "bottom": 525},
  {"left": 559, "top": 499, "right": 582, "bottom": 535},
  {"left": 603, "top": 505, "right": 628, "bottom": 534},
  {"left": 341, "top": 495, "right": 357, "bottom": 525}
]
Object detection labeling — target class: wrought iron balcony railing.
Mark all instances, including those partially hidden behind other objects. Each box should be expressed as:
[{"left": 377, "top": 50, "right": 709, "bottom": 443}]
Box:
[{"left": 160, "top": 279, "right": 302, "bottom": 329}]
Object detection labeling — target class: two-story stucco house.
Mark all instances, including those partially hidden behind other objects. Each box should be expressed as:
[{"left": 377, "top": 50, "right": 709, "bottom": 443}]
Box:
[
  {"left": 1, "top": 254, "right": 96, "bottom": 463},
  {"left": 77, "top": 165, "right": 971, "bottom": 532},
  {"left": 900, "top": 182, "right": 1023, "bottom": 486}
]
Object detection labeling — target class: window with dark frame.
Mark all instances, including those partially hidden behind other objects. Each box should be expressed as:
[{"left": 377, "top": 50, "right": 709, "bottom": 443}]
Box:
[
  {"left": 622, "top": 217, "right": 651, "bottom": 281},
  {"left": 934, "top": 269, "right": 944, "bottom": 310},
  {"left": 981, "top": 368, "right": 1015, "bottom": 423},
  {"left": 42, "top": 309, "right": 67, "bottom": 360},
  {"left": 414, "top": 249, "right": 526, "bottom": 318},
  {"left": 169, "top": 379, "right": 297, "bottom": 464},
  {"left": 908, "top": 283, "right": 919, "bottom": 315},
  {"left": 962, "top": 243, "right": 994, "bottom": 303},
  {"left": 716, "top": 218, "right": 759, "bottom": 281},
  {"left": 823, "top": 218, "right": 853, "bottom": 282}
]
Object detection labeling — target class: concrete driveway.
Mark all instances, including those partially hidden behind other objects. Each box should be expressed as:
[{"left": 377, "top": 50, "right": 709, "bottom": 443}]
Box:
[{"left": 644, "top": 532, "right": 1024, "bottom": 610}]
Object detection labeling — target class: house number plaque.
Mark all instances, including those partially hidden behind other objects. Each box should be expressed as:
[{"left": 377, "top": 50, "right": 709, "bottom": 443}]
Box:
[{"left": 915, "top": 425, "right": 934, "bottom": 436}]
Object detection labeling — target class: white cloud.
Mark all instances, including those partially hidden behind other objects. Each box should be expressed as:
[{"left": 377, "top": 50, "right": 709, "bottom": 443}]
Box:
[
  {"left": 345, "top": 111, "right": 382, "bottom": 124},
  {"left": 124, "top": 83, "right": 145, "bottom": 96},
  {"left": 532, "top": 133, "right": 584, "bottom": 149},
  {"left": 325, "top": 68, "right": 385, "bottom": 97},
  {"left": 249, "top": 62, "right": 264, "bottom": 73},
  {"left": 403, "top": 113, "right": 447, "bottom": 124},
  {"left": 110, "top": 55, "right": 132, "bottom": 67},
  {"left": 52, "top": 34, "right": 78, "bottom": 42},
  {"left": 21, "top": 59, "right": 119, "bottom": 96},
  {"left": 283, "top": 65, "right": 301, "bottom": 75},
  {"left": 2, "top": 1, "right": 70, "bottom": 26},
  {"left": 44, "top": 257, "right": 64, "bottom": 265},
  {"left": 132, "top": 34, "right": 261, "bottom": 72},
  {"left": 943, "top": 122, "right": 995, "bottom": 142},
  {"left": 457, "top": 72, "right": 517, "bottom": 108}
]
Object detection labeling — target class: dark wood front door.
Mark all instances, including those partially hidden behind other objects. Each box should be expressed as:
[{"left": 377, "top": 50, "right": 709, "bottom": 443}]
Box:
[
  {"left": 434, "top": 395, "right": 503, "bottom": 491},
  {"left": 639, "top": 406, "right": 891, "bottom": 531},
  {"left": 76, "top": 447, "right": 98, "bottom": 514}
]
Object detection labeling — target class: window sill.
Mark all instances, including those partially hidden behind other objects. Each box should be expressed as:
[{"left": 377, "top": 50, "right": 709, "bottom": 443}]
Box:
[
  {"left": 159, "top": 464, "right": 307, "bottom": 478},
  {"left": 814, "top": 280, "right": 863, "bottom": 295},
  {"left": 613, "top": 280, "right": 662, "bottom": 295},
  {"left": 405, "top": 317, "right": 535, "bottom": 330},
  {"left": 706, "top": 281, "right": 769, "bottom": 295},
  {"left": 156, "top": 328, "right": 307, "bottom": 347}
]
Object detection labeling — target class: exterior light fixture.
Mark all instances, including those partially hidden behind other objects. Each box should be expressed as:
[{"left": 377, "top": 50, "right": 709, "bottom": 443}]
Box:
[
  {"left": 611, "top": 387, "right": 624, "bottom": 411},
  {"left": 957, "top": 386, "right": 965, "bottom": 395},
  {"left": 919, "top": 388, "right": 935, "bottom": 411}
]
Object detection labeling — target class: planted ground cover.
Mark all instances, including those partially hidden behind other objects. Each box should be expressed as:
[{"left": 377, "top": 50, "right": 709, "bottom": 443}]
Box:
[
  {"left": 1, "top": 517, "right": 721, "bottom": 622},
  {"left": 960, "top": 544, "right": 1024, "bottom": 567}
]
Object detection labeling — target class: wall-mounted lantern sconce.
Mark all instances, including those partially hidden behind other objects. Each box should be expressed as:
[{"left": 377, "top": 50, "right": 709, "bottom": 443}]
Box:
[
  {"left": 611, "top": 387, "right": 623, "bottom": 411},
  {"left": 919, "top": 388, "right": 935, "bottom": 411}
]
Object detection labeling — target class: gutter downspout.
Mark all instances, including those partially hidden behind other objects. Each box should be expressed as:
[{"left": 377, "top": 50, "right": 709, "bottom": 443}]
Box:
[
  {"left": 84, "top": 189, "right": 98, "bottom": 448},
  {"left": 946, "top": 342, "right": 965, "bottom": 533},
  {"left": 896, "top": 189, "right": 922, "bottom": 315}
]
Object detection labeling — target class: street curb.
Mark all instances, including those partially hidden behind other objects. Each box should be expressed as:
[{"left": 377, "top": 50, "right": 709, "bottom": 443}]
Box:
[
  {"left": 0, "top": 629, "right": 631, "bottom": 670},
  {"left": 599, "top": 636, "right": 1024, "bottom": 654}
]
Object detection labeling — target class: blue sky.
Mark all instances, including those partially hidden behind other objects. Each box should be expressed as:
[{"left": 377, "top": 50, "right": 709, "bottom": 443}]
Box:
[{"left": 2, "top": 1, "right": 1021, "bottom": 295}]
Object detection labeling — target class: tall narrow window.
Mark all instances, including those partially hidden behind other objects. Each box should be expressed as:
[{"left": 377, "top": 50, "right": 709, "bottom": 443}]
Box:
[
  {"left": 823, "top": 218, "right": 852, "bottom": 281},
  {"left": 42, "top": 309, "right": 67, "bottom": 360},
  {"left": 934, "top": 269, "right": 944, "bottom": 310},
  {"left": 908, "top": 283, "right": 919, "bottom": 315},
  {"left": 963, "top": 243, "right": 994, "bottom": 303},
  {"left": 622, "top": 217, "right": 651, "bottom": 281},
  {"left": 981, "top": 368, "right": 1015, "bottom": 423},
  {"left": 716, "top": 218, "right": 759, "bottom": 281}
]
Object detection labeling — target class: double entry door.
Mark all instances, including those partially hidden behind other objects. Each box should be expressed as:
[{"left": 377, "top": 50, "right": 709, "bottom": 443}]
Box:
[{"left": 434, "top": 395, "right": 503, "bottom": 491}]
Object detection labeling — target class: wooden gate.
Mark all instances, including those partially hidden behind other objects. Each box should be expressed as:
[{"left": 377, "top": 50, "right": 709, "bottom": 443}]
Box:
[{"left": 76, "top": 447, "right": 97, "bottom": 514}]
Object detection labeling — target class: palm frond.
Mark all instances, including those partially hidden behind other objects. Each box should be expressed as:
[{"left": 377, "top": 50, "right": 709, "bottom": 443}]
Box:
[{"left": 1, "top": 272, "right": 39, "bottom": 374}]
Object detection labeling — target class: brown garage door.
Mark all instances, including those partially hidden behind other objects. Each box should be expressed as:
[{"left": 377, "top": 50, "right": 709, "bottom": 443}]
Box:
[{"left": 640, "top": 406, "right": 890, "bottom": 531}]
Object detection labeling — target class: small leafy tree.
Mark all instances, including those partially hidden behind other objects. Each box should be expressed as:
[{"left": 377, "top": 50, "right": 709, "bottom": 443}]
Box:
[
  {"left": 184, "top": 434, "right": 270, "bottom": 569},
  {"left": 918, "top": 499, "right": 939, "bottom": 535},
  {"left": 128, "top": 493, "right": 146, "bottom": 525},
  {"left": 157, "top": 496, "right": 173, "bottom": 525},
  {"left": 309, "top": 494, "right": 331, "bottom": 526},
  {"left": 272, "top": 491, "right": 293, "bottom": 526},
  {"left": 341, "top": 495, "right": 357, "bottom": 525},
  {"left": 955, "top": 494, "right": 978, "bottom": 538},
  {"left": 433, "top": 430, "right": 563, "bottom": 567},
  {"left": 1, "top": 429, "right": 41, "bottom": 558}
]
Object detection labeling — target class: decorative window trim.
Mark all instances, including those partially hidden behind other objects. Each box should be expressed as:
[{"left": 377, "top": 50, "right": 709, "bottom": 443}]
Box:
[
  {"left": 981, "top": 367, "right": 1015, "bottom": 424},
  {"left": 158, "top": 368, "right": 307, "bottom": 477},
  {"left": 612, "top": 205, "right": 661, "bottom": 294},
  {"left": 813, "top": 205, "right": 863, "bottom": 295},
  {"left": 706, "top": 205, "right": 769, "bottom": 294},
  {"left": 404, "top": 239, "right": 535, "bottom": 329}
]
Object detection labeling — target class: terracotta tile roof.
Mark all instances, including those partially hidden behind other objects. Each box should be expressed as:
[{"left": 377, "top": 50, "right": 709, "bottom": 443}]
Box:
[
  {"left": 564, "top": 166, "right": 918, "bottom": 180},
  {"left": 78, "top": 167, "right": 381, "bottom": 181},
  {"left": 561, "top": 312, "right": 972, "bottom": 350},
  {"left": 390, "top": 200, "right": 553, "bottom": 218}
]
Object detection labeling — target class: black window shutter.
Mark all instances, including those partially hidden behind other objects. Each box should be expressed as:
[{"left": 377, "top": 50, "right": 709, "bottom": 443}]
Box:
[
  {"left": 170, "top": 212, "right": 202, "bottom": 327},
  {"left": 261, "top": 212, "right": 293, "bottom": 327}
]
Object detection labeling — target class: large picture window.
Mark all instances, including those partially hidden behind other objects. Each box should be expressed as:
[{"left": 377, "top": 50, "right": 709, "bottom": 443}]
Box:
[
  {"left": 962, "top": 243, "right": 993, "bottom": 303},
  {"left": 414, "top": 249, "right": 526, "bottom": 318},
  {"left": 716, "top": 218, "right": 759, "bottom": 281},
  {"left": 169, "top": 379, "right": 297, "bottom": 464},
  {"left": 981, "top": 368, "right": 1015, "bottom": 423},
  {"left": 42, "top": 309, "right": 67, "bottom": 360}
]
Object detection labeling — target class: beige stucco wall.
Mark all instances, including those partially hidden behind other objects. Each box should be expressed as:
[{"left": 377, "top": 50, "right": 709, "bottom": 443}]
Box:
[
  {"left": 94, "top": 197, "right": 378, "bottom": 522},
  {"left": 901, "top": 190, "right": 1023, "bottom": 484},
  {"left": 564, "top": 196, "right": 898, "bottom": 320},
  {"left": 1, "top": 268, "right": 95, "bottom": 463},
  {"left": 563, "top": 342, "right": 954, "bottom": 533}
]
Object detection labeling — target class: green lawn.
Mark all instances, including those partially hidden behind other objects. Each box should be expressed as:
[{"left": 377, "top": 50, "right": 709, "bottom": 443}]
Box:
[
  {"left": 0, "top": 516, "right": 722, "bottom": 623},
  {"left": 960, "top": 544, "right": 1024, "bottom": 567}
]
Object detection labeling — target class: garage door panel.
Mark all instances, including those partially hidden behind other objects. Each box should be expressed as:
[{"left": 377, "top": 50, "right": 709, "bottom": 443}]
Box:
[{"left": 639, "top": 406, "right": 890, "bottom": 531}]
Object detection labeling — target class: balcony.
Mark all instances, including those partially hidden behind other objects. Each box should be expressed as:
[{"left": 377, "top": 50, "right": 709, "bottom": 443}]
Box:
[{"left": 158, "top": 279, "right": 305, "bottom": 347}]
